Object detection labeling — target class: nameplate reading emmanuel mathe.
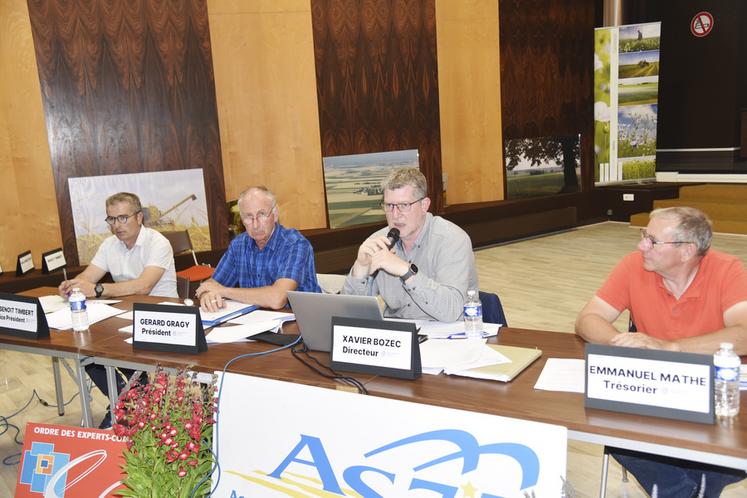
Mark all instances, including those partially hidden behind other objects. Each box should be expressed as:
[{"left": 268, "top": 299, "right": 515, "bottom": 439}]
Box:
[
  {"left": 587, "top": 353, "right": 711, "bottom": 414},
  {"left": 332, "top": 326, "right": 412, "bottom": 370},
  {"left": 133, "top": 309, "right": 197, "bottom": 347}
]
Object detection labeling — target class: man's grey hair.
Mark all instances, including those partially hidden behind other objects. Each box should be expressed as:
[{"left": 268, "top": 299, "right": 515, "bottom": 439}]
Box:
[
  {"left": 381, "top": 168, "right": 427, "bottom": 199},
  {"left": 106, "top": 192, "right": 142, "bottom": 213},
  {"left": 238, "top": 186, "right": 278, "bottom": 212},
  {"left": 650, "top": 206, "right": 712, "bottom": 255}
]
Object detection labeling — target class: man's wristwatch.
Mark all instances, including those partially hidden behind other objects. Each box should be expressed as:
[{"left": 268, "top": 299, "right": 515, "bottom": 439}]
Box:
[
  {"left": 400, "top": 263, "right": 418, "bottom": 283},
  {"left": 95, "top": 283, "right": 104, "bottom": 298}
]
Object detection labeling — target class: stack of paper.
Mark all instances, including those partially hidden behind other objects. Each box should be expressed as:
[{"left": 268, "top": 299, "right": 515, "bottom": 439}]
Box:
[
  {"left": 206, "top": 310, "right": 295, "bottom": 344},
  {"left": 45, "top": 302, "right": 124, "bottom": 330},
  {"left": 740, "top": 365, "right": 747, "bottom": 391},
  {"left": 384, "top": 318, "right": 501, "bottom": 339},
  {"left": 448, "top": 345, "right": 542, "bottom": 382},
  {"left": 419, "top": 339, "right": 509, "bottom": 375}
]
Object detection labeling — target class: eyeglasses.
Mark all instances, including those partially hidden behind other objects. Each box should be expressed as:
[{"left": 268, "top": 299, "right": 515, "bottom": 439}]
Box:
[
  {"left": 639, "top": 228, "right": 692, "bottom": 247},
  {"left": 241, "top": 205, "right": 276, "bottom": 224},
  {"left": 381, "top": 197, "right": 424, "bottom": 213},
  {"left": 105, "top": 210, "right": 141, "bottom": 226}
]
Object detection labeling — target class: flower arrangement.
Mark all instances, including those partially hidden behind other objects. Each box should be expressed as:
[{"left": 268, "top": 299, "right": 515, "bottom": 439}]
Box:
[{"left": 113, "top": 367, "right": 217, "bottom": 497}]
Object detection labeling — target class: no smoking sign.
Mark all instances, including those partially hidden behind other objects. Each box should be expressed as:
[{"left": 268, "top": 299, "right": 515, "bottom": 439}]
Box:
[{"left": 690, "top": 11, "right": 713, "bottom": 38}]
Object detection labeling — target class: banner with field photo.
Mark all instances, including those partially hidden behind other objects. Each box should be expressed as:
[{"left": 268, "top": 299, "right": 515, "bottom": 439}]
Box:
[
  {"left": 68, "top": 169, "right": 211, "bottom": 264},
  {"left": 594, "top": 22, "right": 660, "bottom": 185},
  {"left": 322, "top": 150, "right": 419, "bottom": 229}
]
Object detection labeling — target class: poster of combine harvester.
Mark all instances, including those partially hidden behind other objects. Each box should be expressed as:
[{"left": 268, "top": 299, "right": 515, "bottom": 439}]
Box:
[
  {"left": 68, "top": 169, "right": 211, "bottom": 265},
  {"left": 323, "top": 149, "right": 419, "bottom": 229},
  {"left": 594, "top": 21, "right": 660, "bottom": 184}
]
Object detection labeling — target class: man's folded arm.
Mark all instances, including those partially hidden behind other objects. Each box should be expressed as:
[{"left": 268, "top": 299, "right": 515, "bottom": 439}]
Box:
[
  {"left": 575, "top": 296, "right": 623, "bottom": 344},
  {"left": 199, "top": 277, "right": 298, "bottom": 310},
  {"left": 102, "top": 266, "right": 166, "bottom": 297},
  {"left": 673, "top": 300, "right": 747, "bottom": 355}
]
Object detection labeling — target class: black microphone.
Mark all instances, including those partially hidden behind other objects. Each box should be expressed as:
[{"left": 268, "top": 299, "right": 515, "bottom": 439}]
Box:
[
  {"left": 384, "top": 227, "right": 400, "bottom": 250},
  {"left": 370, "top": 228, "right": 400, "bottom": 280}
]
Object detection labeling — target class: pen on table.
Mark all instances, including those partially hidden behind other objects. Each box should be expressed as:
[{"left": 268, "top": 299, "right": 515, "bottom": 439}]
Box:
[{"left": 446, "top": 331, "right": 492, "bottom": 340}]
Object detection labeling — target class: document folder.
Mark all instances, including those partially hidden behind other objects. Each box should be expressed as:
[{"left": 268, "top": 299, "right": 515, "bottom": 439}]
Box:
[
  {"left": 454, "top": 345, "right": 542, "bottom": 382},
  {"left": 199, "top": 300, "right": 258, "bottom": 328}
]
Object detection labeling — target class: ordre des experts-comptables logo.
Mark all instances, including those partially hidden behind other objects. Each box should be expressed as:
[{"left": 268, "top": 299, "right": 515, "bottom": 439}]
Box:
[{"left": 19, "top": 441, "right": 117, "bottom": 497}]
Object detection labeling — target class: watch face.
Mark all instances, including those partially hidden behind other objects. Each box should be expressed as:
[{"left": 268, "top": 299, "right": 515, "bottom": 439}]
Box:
[{"left": 411, "top": 264, "right": 418, "bottom": 274}]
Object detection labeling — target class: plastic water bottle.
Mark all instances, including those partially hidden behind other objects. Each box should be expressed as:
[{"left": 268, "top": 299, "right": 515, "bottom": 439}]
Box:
[
  {"left": 714, "top": 342, "right": 740, "bottom": 418},
  {"left": 463, "top": 289, "right": 483, "bottom": 339},
  {"left": 69, "top": 288, "right": 89, "bottom": 332}
]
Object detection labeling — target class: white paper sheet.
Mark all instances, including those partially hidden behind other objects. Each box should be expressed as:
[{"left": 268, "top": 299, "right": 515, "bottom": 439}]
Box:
[
  {"left": 419, "top": 338, "right": 488, "bottom": 370},
  {"left": 45, "top": 302, "right": 124, "bottom": 330},
  {"left": 534, "top": 358, "right": 586, "bottom": 393},
  {"left": 384, "top": 318, "right": 500, "bottom": 339},
  {"left": 444, "top": 347, "right": 510, "bottom": 375},
  {"left": 228, "top": 310, "right": 294, "bottom": 325},
  {"left": 206, "top": 321, "right": 280, "bottom": 343},
  {"left": 91, "top": 299, "right": 122, "bottom": 305},
  {"left": 39, "top": 295, "right": 67, "bottom": 314}
]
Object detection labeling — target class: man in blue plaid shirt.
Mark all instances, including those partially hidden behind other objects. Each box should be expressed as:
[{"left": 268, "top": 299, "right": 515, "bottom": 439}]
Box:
[{"left": 196, "top": 186, "right": 320, "bottom": 311}]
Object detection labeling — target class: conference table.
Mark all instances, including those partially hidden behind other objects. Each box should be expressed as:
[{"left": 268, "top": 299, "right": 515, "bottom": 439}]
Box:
[{"left": 4, "top": 288, "right": 747, "bottom": 488}]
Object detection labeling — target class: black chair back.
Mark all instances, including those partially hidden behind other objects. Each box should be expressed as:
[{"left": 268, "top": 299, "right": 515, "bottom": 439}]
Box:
[{"left": 478, "top": 291, "right": 508, "bottom": 326}]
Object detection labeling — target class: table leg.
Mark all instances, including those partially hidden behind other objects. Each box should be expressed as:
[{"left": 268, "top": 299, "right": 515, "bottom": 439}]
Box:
[
  {"left": 51, "top": 357, "right": 65, "bottom": 416},
  {"left": 76, "top": 360, "right": 93, "bottom": 428},
  {"left": 105, "top": 365, "right": 119, "bottom": 424}
]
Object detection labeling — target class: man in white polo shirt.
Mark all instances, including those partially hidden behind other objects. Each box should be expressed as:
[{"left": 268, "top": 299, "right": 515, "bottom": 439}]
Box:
[
  {"left": 59, "top": 191, "right": 177, "bottom": 428},
  {"left": 59, "top": 192, "right": 177, "bottom": 299}
]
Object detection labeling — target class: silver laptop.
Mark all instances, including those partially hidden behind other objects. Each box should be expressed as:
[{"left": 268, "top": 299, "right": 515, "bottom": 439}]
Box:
[{"left": 287, "top": 291, "right": 384, "bottom": 352}]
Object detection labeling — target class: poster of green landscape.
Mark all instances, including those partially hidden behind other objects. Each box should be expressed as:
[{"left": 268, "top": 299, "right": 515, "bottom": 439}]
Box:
[
  {"left": 594, "top": 21, "right": 660, "bottom": 185},
  {"left": 323, "top": 150, "right": 419, "bottom": 229}
]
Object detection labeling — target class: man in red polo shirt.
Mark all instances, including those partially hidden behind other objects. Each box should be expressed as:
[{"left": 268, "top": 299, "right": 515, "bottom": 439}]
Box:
[{"left": 576, "top": 206, "right": 747, "bottom": 497}]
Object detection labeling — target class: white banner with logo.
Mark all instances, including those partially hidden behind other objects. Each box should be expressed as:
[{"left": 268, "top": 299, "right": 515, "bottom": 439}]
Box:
[{"left": 213, "top": 373, "right": 567, "bottom": 497}]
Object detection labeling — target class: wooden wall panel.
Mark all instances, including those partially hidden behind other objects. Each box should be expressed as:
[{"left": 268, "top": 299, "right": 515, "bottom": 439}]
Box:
[
  {"left": 436, "top": 0, "right": 504, "bottom": 205},
  {"left": 311, "top": 0, "right": 444, "bottom": 210},
  {"left": 27, "top": 0, "right": 227, "bottom": 266},
  {"left": 0, "top": 0, "right": 60, "bottom": 271},
  {"left": 208, "top": 0, "right": 326, "bottom": 230},
  {"left": 499, "top": 0, "right": 595, "bottom": 190}
]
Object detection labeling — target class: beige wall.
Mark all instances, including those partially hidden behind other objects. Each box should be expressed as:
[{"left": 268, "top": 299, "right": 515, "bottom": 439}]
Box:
[
  {"left": 208, "top": 0, "right": 327, "bottom": 230},
  {"left": 0, "top": 0, "right": 61, "bottom": 272},
  {"left": 0, "top": 0, "right": 508, "bottom": 269},
  {"left": 436, "top": 0, "right": 504, "bottom": 205}
]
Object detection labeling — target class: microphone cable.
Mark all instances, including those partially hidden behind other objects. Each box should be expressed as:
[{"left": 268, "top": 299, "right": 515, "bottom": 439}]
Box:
[
  {"left": 290, "top": 342, "right": 368, "bottom": 395},
  {"left": 205, "top": 327, "right": 303, "bottom": 497}
]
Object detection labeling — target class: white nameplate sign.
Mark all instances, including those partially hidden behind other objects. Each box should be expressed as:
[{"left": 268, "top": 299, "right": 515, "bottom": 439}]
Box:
[
  {"left": 17, "top": 251, "right": 34, "bottom": 276},
  {"left": 42, "top": 248, "right": 66, "bottom": 274},
  {"left": 585, "top": 344, "right": 714, "bottom": 424},
  {"left": 331, "top": 316, "right": 420, "bottom": 379},
  {"left": 132, "top": 303, "right": 206, "bottom": 354},
  {"left": 0, "top": 293, "right": 49, "bottom": 339}
]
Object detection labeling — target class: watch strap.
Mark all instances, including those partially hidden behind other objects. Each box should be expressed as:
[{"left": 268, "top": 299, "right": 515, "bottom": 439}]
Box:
[{"left": 400, "top": 264, "right": 417, "bottom": 283}]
